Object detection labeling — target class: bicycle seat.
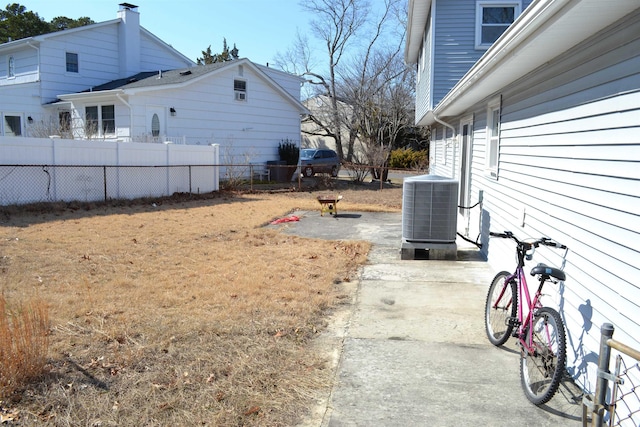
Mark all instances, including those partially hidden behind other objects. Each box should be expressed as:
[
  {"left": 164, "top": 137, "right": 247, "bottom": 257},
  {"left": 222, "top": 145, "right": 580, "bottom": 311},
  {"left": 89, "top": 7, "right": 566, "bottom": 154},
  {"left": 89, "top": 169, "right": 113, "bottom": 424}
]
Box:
[{"left": 530, "top": 263, "right": 566, "bottom": 281}]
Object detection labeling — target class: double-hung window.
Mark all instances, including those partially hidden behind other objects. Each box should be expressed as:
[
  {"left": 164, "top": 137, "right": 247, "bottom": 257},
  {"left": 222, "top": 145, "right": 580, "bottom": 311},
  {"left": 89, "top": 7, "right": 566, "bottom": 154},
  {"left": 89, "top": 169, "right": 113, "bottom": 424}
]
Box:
[
  {"left": 85, "top": 105, "right": 115, "bottom": 137},
  {"left": 101, "top": 105, "right": 115, "bottom": 134},
  {"left": 66, "top": 52, "right": 79, "bottom": 73},
  {"left": 475, "top": 2, "right": 521, "bottom": 49},
  {"left": 486, "top": 97, "right": 501, "bottom": 178}
]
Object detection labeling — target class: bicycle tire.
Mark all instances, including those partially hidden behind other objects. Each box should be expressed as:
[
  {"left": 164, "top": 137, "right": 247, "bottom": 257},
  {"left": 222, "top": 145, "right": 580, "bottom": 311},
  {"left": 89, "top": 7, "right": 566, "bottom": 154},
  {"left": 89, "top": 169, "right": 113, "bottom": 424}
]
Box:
[
  {"left": 484, "top": 271, "right": 517, "bottom": 346},
  {"left": 520, "top": 307, "right": 566, "bottom": 405}
]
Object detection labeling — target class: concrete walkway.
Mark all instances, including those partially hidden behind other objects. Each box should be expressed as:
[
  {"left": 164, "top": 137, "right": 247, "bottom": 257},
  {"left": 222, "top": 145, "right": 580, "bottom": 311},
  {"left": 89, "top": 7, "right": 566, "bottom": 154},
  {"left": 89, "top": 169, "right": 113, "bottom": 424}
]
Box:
[{"left": 275, "top": 210, "right": 583, "bottom": 427}]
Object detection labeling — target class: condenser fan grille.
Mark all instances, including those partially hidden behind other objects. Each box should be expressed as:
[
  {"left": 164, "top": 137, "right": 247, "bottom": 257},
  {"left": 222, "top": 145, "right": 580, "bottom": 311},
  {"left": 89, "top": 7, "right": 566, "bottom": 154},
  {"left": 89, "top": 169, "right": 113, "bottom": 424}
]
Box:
[{"left": 402, "top": 175, "right": 458, "bottom": 243}]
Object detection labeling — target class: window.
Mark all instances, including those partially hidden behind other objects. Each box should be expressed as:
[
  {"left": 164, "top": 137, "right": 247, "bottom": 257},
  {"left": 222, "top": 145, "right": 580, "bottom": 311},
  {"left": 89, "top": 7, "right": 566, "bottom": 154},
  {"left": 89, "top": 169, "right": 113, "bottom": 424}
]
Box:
[
  {"left": 85, "top": 106, "right": 98, "bottom": 136},
  {"left": 8, "top": 56, "right": 15, "bottom": 78},
  {"left": 101, "top": 105, "right": 115, "bottom": 134},
  {"left": 66, "top": 52, "right": 79, "bottom": 73},
  {"left": 151, "top": 113, "right": 160, "bottom": 137},
  {"left": 476, "top": 2, "right": 520, "bottom": 49},
  {"left": 234, "top": 79, "right": 247, "bottom": 101},
  {"left": 486, "top": 97, "right": 501, "bottom": 178},
  {"left": 85, "top": 105, "right": 115, "bottom": 136},
  {"left": 59, "top": 111, "right": 71, "bottom": 136},
  {"left": 3, "top": 115, "right": 21, "bottom": 136}
]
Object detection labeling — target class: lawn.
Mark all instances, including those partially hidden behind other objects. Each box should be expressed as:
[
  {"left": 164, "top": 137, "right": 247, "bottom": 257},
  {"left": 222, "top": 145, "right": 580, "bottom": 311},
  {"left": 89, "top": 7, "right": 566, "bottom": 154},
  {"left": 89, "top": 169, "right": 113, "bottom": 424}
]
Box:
[{"left": 0, "top": 181, "right": 402, "bottom": 426}]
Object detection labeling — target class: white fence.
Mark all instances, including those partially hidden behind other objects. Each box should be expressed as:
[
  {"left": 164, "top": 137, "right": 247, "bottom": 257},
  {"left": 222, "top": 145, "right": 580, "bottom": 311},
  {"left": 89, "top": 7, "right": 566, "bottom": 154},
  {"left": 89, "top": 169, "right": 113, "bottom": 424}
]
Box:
[{"left": 0, "top": 137, "right": 219, "bottom": 206}]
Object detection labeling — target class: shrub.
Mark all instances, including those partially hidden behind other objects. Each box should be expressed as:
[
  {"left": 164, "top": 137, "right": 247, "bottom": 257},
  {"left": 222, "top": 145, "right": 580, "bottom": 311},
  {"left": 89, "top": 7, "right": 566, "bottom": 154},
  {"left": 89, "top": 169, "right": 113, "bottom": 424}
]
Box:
[
  {"left": 0, "top": 295, "right": 49, "bottom": 398},
  {"left": 389, "top": 148, "right": 428, "bottom": 170},
  {"left": 278, "top": 139, "right": 299, "bottom": 165}
]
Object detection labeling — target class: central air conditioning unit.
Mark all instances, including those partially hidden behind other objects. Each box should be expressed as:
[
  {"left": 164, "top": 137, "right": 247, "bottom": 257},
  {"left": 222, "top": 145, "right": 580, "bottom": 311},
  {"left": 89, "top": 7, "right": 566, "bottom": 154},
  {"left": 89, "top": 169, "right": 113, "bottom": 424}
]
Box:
[{"left": 401, "top": 175, "right": 458, "bottom": 259}]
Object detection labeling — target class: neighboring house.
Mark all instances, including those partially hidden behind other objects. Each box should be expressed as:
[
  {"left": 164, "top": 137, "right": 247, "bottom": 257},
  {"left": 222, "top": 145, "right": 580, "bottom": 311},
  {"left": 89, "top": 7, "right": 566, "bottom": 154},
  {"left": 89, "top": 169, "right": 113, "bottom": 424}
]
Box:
[
  {"left": 406, "top": 0, "right": 639, "bottom": 401},
  {"left": 0, "top": 4, "right": 307, "bottom": 167},
  {"left": 0, "top": 3, "right": 193, "bottom": 137},
  {"left": 55, "top": 59, "right": 307, "bottom": 164},
  {"left": 301, "top": 95, "right": 367, "bottom": 162}
]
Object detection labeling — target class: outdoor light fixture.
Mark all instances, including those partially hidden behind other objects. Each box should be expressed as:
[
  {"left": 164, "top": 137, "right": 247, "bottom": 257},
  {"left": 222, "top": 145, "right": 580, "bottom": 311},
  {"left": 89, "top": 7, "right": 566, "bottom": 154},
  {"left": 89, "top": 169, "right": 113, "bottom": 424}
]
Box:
[
  {"left": 170, "top": 107, "right": 176, "bottom": 116},
  {"left": 28, "top": 116, "right": 33, "bottom": 123}
]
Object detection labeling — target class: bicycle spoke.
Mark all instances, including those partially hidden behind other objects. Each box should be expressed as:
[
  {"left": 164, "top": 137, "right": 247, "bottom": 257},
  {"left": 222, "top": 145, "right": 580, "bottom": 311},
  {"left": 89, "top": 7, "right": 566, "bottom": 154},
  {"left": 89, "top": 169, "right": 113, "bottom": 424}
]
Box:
[{"left": 520, "top": 308, "right": 566, "bottom": 405}]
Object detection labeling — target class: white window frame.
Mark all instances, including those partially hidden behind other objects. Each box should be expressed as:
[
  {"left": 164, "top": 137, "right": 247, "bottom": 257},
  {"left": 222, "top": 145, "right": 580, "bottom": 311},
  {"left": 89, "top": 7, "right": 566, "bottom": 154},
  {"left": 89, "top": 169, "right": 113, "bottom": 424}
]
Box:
[
  {"left": 8, "top": 56, "right": 15, "bottom": 78},
  {"left": 234, "top": 79, "right": 247, "bottom": 101},
  {"left": 2, "top": 113, "right": 22, "bottom": 136},
  {"left": 485, "top": 96, "right": 501, "bottom": 179},
  {"left": 475, "top": 2, "right": 521, "bottom": 50},
  {"left": 85, "top": 105, "right": 115, "bottom": 137}
]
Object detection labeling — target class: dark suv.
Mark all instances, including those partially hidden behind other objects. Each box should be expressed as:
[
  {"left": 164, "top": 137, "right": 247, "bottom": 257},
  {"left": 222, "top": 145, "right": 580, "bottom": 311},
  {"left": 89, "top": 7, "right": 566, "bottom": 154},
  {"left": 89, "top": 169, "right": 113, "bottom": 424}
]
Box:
[{"left": 300, "top": 148, "right": 340, "bottom": 177}]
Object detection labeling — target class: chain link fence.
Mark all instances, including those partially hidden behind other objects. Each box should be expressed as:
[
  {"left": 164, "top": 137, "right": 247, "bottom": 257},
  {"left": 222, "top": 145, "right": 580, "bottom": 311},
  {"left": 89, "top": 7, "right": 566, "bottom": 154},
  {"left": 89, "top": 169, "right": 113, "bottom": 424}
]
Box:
[
  {"left": 583, "top": 323, "right": 640, "bottom": 427},
  {"left": 0, "top": 164, "right": 219, "bottom": 206}
]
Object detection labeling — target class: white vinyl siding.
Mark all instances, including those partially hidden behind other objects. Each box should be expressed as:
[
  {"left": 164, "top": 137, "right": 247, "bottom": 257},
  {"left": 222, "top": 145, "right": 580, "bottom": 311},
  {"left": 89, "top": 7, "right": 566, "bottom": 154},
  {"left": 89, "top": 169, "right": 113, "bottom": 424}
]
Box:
[{"left": 479, "top": 15, "right": 640, "bottom": 395}]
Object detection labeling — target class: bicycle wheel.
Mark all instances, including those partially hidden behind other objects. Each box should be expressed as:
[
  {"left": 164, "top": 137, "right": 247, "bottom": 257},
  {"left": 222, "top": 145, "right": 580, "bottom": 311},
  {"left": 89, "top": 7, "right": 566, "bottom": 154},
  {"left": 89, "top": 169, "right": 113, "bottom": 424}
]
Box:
[
  {"left": 520, "top": 307, "right": 566, "bottom": 405},
  {"left": 485, "top": 271, "right": 517, "bottom": 346}
]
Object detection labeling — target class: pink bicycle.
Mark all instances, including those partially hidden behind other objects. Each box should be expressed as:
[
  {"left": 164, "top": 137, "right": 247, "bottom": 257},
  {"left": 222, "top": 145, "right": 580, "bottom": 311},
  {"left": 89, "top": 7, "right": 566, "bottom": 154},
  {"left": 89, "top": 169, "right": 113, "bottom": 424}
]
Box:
[{"left": 485, "top": 231, "right": 569, "bottom": 405}]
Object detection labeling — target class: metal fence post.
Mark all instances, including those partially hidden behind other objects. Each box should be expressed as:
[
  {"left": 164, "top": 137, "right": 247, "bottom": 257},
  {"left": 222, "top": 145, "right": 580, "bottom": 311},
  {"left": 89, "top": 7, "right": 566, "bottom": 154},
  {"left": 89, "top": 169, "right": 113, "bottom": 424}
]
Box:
[{"left": 594, "top": 323, "right": 615, "bottom": 427}]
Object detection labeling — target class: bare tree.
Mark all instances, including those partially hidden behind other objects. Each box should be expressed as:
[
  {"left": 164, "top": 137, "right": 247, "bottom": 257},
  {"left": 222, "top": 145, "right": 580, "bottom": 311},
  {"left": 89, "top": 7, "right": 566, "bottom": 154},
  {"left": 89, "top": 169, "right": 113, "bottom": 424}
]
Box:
[{"left": 276, "top": 0, "right": 413, "bottom": 169}]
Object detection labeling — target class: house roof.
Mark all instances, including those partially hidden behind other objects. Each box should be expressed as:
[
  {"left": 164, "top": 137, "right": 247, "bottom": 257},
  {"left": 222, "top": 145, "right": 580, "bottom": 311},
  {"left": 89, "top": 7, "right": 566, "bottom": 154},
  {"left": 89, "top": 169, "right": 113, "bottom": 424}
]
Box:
[
  {"left": 0, "top": 17, "right": 193, "bottom": 65},
  {"left": 88, "top": 62, "right": 229, "bottom": 91},
  {"left": 404, "top": 0, "right": 432, "bottom": 64},
  {"left": 58, "top": 58, "right": 309, "bottom": 114},
  {"left": 407, "top": 0, "right": 640, "bottom": 126}
]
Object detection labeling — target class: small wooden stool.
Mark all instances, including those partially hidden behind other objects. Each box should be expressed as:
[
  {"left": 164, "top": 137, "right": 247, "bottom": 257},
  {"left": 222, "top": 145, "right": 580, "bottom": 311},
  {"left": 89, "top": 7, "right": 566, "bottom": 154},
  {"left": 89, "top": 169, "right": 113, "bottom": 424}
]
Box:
[{"left": 317, "top": 195, "right": 342, "bottom": 216}]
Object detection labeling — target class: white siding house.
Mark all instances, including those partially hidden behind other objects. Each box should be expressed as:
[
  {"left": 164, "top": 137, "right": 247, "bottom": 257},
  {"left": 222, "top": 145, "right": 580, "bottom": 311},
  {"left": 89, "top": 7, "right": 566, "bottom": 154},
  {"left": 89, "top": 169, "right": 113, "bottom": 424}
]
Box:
[
  {"left": 0, "top": 4, "right": 307, "bottom": 168},
  {"left": 0, "top": 4, "right": 193, "bottom": 135},
  {"left": 406, "top": 0, "right": 640, "bottom": 408},
  {"left": 55, "top": 59, "right": 307, "bottom": 164}
]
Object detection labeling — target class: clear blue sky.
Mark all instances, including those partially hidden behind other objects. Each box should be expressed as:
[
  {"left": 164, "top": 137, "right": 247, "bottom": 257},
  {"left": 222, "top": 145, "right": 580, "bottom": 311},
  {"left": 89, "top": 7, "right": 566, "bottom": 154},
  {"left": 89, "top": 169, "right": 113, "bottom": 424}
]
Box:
[{"left": 21, "top": 0, "right": 309, "bottom": 66}]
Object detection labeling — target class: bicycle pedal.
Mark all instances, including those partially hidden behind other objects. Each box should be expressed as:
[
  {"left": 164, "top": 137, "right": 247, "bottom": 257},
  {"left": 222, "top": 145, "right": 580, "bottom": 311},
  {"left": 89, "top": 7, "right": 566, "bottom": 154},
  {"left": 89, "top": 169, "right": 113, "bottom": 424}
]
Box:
[{"left": 505, "top": 316, "right": 520, "bottom": 328}]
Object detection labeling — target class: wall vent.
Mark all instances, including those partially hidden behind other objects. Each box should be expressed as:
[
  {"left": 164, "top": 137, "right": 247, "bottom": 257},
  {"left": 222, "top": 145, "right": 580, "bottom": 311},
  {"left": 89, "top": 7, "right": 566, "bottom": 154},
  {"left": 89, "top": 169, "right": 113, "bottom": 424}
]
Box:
[{"left": 402, "top": 175, "right": 458, "bottom": 243}]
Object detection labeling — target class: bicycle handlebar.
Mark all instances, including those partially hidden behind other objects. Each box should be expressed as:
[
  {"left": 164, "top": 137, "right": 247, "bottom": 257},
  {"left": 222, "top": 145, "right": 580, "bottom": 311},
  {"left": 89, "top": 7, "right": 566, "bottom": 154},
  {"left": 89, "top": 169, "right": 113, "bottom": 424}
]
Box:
[{"left": 490, "top": 231, "right": 567, "bottom": 250}]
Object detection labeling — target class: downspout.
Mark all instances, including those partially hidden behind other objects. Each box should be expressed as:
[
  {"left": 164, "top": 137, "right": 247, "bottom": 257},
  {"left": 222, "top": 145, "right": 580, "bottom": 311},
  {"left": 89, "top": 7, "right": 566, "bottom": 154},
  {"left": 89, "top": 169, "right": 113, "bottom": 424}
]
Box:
[
  {"left": 26, "top": 41, "right": 41, "bottom": 131},
  {"left": 115, "top": 92, "right": 132, "bottom": 141}
]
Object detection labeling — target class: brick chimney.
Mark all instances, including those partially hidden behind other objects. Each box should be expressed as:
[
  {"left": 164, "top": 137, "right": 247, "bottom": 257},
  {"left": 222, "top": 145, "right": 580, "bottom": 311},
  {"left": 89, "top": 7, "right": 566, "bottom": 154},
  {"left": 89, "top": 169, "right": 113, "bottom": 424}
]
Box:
[{"left": 118, "top": 3, "right": 141, "bottom": 77}]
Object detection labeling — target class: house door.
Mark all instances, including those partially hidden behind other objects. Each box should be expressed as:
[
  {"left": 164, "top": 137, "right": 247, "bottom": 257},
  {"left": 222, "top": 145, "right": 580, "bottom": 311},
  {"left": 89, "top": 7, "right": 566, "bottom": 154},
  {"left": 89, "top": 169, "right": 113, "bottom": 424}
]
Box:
[
  {"left": 146, "top": 107, "right": 165, "bottom": 142},
  {"left": 458, "top": 118, "right": 473, "bottom": 229}
]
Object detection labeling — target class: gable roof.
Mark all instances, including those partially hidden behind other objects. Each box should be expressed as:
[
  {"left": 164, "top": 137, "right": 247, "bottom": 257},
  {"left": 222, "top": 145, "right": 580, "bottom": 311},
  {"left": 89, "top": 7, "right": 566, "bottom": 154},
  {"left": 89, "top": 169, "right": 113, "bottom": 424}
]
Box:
[
  {"left": 57, "top": 58, "right": 308, "bottom": 113},
  {"left": 0, "top": 17, "right": 193, "bottom": 65},
  {"left": 411, "top": 0, "right": 640, "bottom": 125}
]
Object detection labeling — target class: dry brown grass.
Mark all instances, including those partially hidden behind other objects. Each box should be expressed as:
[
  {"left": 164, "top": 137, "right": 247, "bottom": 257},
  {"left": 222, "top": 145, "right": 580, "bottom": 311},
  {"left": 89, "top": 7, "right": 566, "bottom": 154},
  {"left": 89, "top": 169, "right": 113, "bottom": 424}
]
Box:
[
  {"left": 0, "top": 295, "right": 49, "bottom": 398},
  {"left": 0, "top": 181, "right": 402, "bottom": 426}
]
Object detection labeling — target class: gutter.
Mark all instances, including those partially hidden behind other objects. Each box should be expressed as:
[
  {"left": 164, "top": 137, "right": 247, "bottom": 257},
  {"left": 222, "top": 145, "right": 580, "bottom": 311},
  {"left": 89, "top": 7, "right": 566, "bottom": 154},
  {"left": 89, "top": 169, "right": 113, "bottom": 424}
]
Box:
[{"left": 434, "top": 0, "right": 576, "bottom": 115}]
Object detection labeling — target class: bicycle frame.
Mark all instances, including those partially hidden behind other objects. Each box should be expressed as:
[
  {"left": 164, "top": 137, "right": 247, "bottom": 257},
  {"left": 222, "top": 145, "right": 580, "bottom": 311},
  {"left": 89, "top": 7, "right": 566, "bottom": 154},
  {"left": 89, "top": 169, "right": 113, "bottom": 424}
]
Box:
[{"left": 513, "top": 267, "right": 545, "bottom": 353}]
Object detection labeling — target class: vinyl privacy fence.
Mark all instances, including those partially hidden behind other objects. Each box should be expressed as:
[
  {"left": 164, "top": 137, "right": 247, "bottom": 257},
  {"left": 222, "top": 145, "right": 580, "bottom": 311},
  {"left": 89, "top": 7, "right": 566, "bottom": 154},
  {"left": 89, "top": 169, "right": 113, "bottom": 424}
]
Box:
[{"left": 0, "top": 137, "right": 219, "bottom": 206}]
